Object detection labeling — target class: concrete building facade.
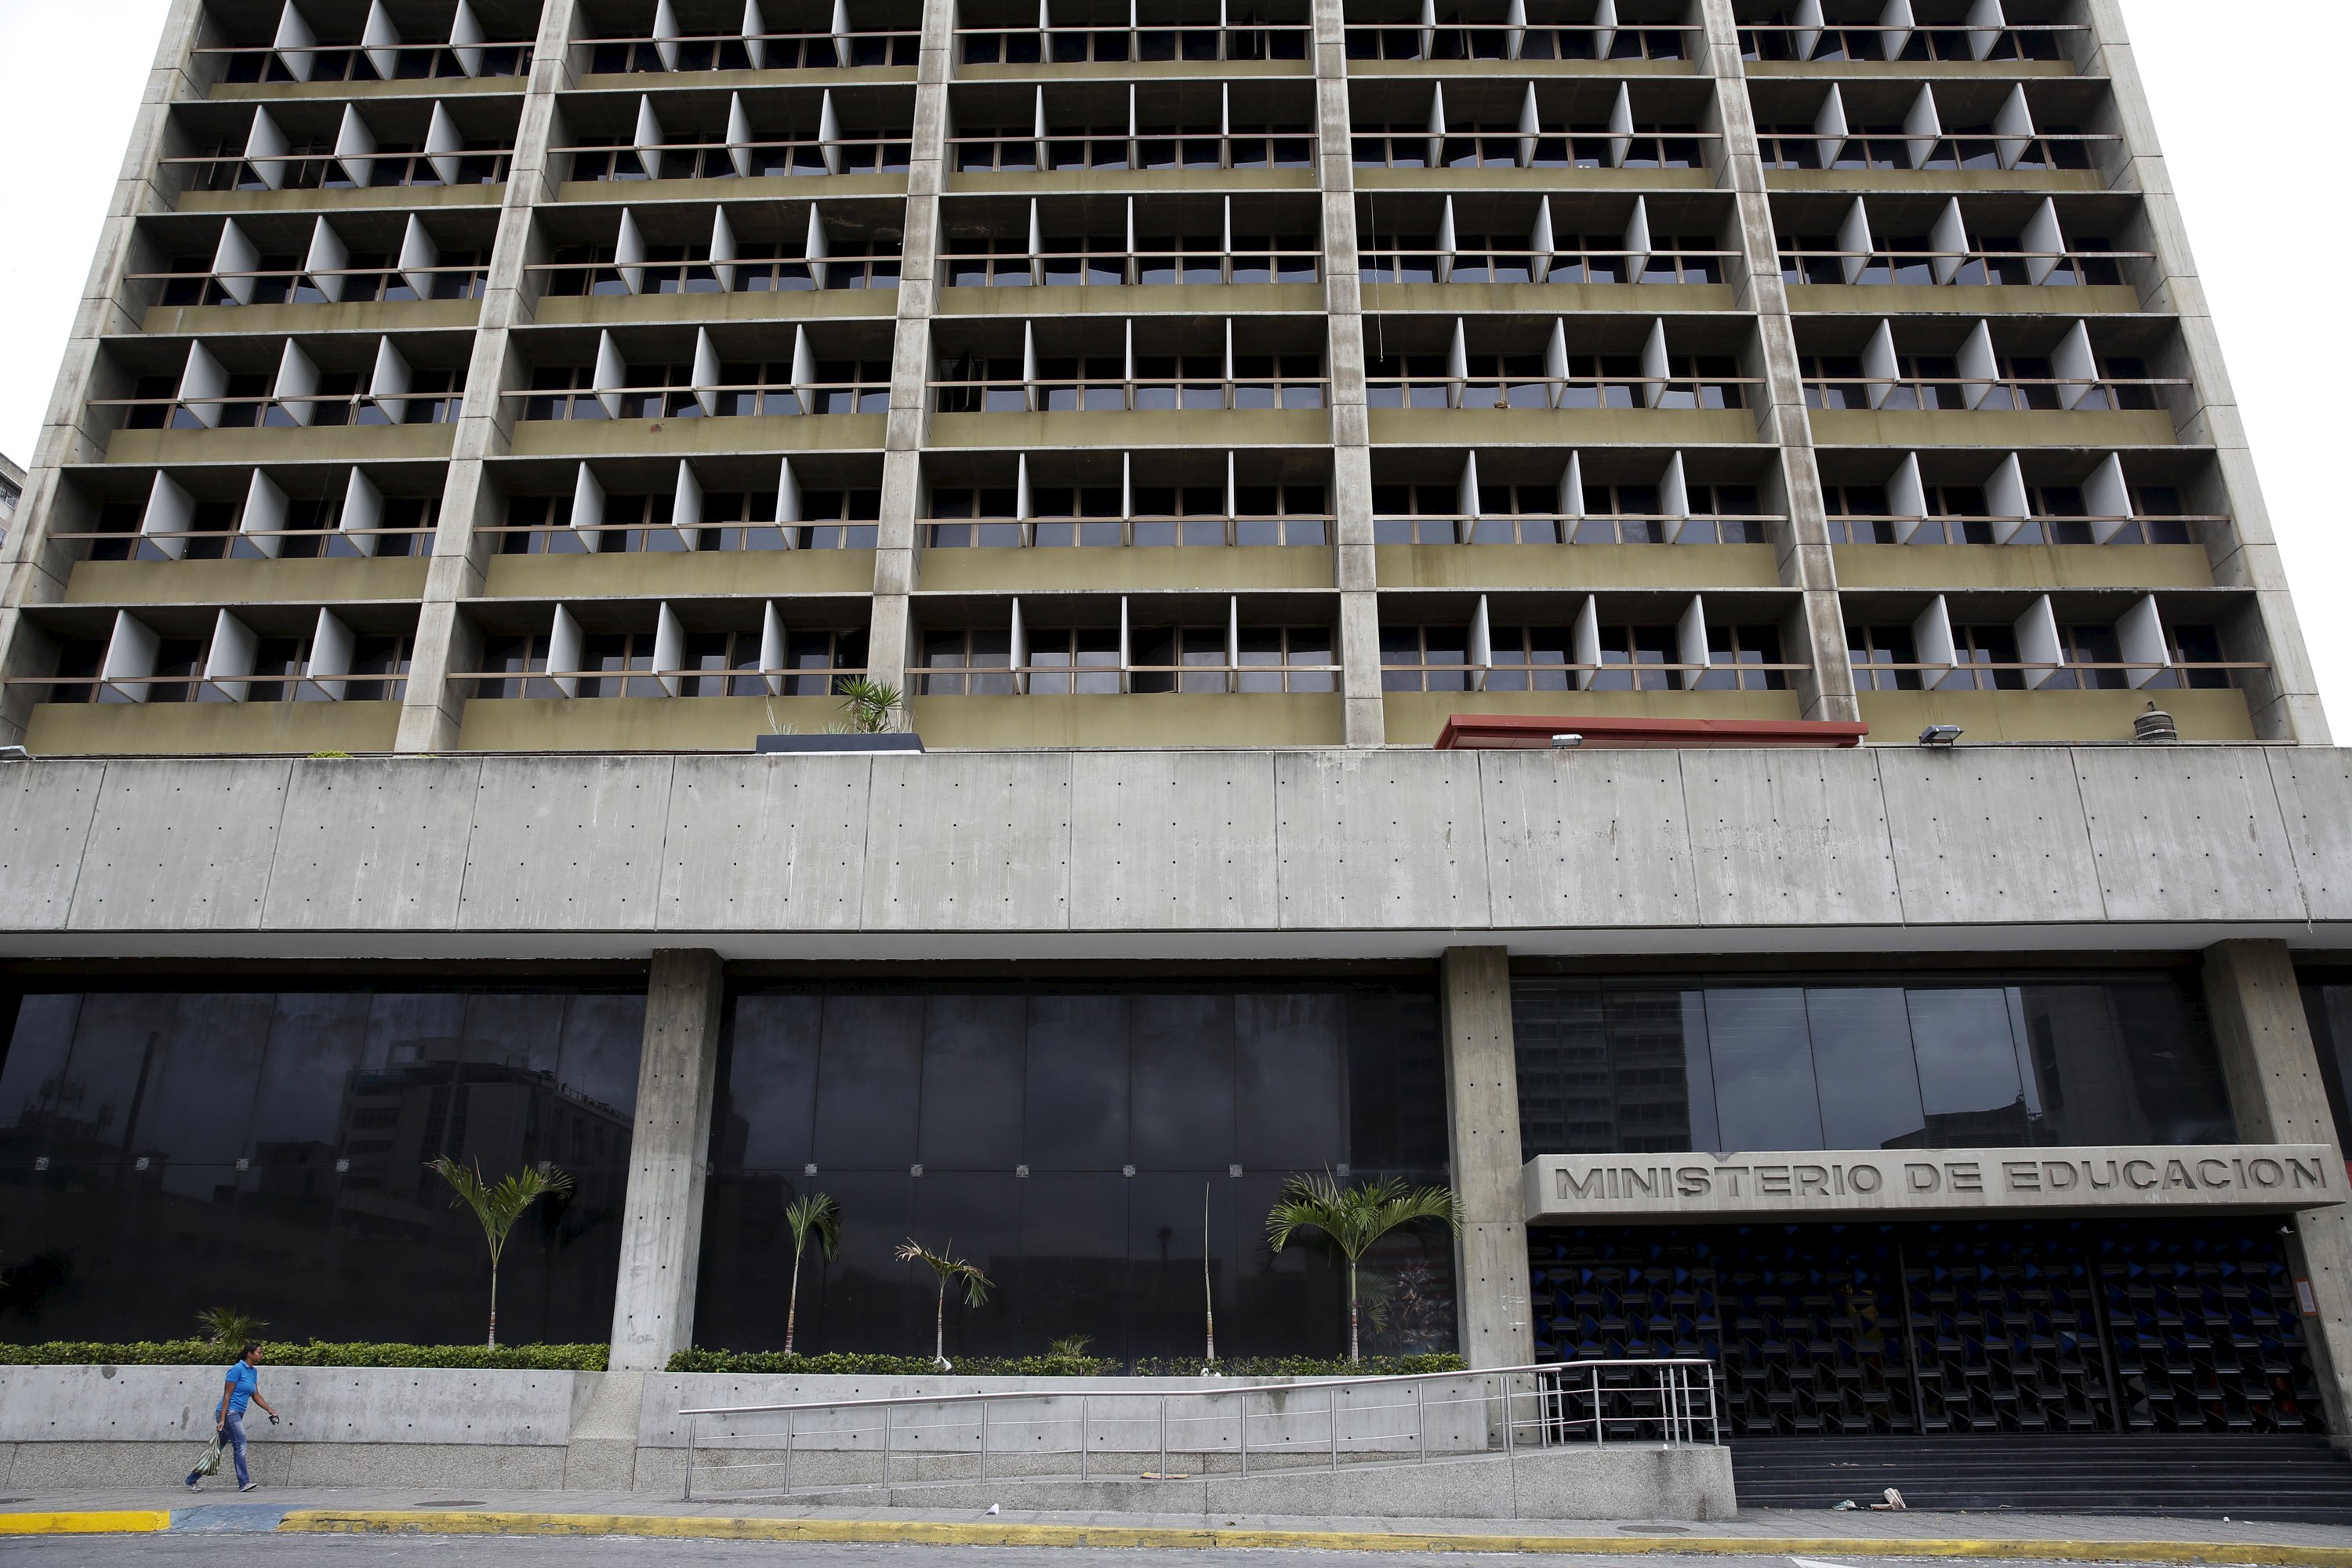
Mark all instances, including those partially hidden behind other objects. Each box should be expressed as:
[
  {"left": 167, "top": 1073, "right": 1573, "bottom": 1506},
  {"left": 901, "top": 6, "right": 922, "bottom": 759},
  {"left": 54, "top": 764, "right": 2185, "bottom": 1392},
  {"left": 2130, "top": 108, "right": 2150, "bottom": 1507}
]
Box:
[{"left": 4, "top": 0, "right": 2352, "bottom": 1457}]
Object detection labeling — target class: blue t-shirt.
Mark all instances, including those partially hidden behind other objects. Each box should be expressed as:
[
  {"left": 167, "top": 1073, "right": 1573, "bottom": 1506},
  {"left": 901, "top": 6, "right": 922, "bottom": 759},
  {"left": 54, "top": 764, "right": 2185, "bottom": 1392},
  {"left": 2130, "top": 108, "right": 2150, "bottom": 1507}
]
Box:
[{"left": 220, "top": 1361, "right": 258, "bottom": 1417}]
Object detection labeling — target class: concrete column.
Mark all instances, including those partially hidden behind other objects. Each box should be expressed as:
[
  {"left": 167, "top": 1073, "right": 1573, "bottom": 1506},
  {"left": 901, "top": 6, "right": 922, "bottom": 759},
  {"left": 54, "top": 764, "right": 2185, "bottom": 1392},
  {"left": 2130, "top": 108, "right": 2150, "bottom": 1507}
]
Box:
[
  {"left": 395, "top": 0, "right": 582, "bottom": 752},
  {"left": 865, "top": 0, "right": 958, "bottom": 698},
  {"left": 1693, "top": 0, "right": 1857, "bottom": 725},
  {"left": 1311, "top": 0, "right": 1385, "bottom": 749},
  {"left": 2079, "top": 2, "right": 2325, "bottom": 744},
  {"left": 1441, "top": 946, "right": 1534, "bottom": 1370},
  {"left": 2203, "top": 939, "right": 2352, "bottom": 1436},
  {"left": 609, "top": 949, "right": 727, "bottom": 1373}
]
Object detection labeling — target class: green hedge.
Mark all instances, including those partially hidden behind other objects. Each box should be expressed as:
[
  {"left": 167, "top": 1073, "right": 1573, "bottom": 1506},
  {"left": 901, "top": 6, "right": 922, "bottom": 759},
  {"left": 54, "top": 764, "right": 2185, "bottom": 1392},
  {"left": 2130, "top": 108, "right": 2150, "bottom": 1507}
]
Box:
[
  {"left": 0, "top": 1341, "right": 608, "bottom": 1370},
  {"left": 666, "top": 1349, "right": 1112, "bottom": 1376},
  {"left": 666, "top": 1349, "right": 1465, "bottom": 1378},
  {"left": 1131, "top": 1354, "right": 1466, "bottom": 1378}
]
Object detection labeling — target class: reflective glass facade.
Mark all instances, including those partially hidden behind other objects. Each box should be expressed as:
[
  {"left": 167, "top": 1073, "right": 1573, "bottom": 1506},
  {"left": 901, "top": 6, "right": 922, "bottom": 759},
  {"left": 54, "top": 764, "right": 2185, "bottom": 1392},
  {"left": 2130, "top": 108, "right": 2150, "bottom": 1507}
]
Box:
[
  {"left": 0, "top": 988, "right": 643, "bottom": 1344},
  {"left": 1514, "top": 973, "right": 2233, "bottom": 1160},
  {"left": 695, "top": 982, "right": 1454, "bottom": 1364}
]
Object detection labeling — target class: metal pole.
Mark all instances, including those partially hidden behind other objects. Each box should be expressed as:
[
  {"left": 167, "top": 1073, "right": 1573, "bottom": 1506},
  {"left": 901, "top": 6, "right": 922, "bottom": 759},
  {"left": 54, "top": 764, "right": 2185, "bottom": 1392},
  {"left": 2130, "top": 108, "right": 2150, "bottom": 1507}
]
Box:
[
  {"left": 1504, "top": 1375, "right": 1515, "bottom": 1454},
  {"left": 1239, "top": 1392, "right": 1248, "bottom": 1475},
  {"left": 1080, "top": 1395, "right": 1090, "bottom": 1481},
  {"left": 684, "top": 1416, "right": 697, "bottom": 1503},
  {"left": 1415, "top": 1377, "right": 1427, "bottom": 1464},
  {"left": 784, "top": 1409, "right": 794, "bottom": 1494},
  {"left": 1329, "top": 1385, "right": 1339, "bottom": 1471},
  {"left": 1159, "top": 1394, "right": 1168, "bottom": 1481},
  {"left": 1592, "top": 1367, "right": 1602, "bottom": 1448},
  {"left": 979, "top": 1400, "right": 989, "bottom": 1484},
  {"left": 882, "top": 1404, "right": 892, "bottom": 1490}
]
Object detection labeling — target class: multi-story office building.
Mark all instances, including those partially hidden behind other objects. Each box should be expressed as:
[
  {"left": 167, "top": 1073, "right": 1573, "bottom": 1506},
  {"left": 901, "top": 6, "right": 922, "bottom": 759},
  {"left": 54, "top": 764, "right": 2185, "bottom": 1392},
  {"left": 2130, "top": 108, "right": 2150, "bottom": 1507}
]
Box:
[
  {"left": 5, "top": 0, "right": 2352, "bottom": 1468},
  {"left": 0, "top": 456, "right": 24, "bottom": 544}
]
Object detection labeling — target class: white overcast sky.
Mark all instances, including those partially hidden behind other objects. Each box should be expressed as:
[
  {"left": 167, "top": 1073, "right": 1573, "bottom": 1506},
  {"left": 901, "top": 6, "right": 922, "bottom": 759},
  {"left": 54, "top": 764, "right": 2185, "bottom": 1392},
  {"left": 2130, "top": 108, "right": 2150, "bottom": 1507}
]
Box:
[{"left": 0, "top": 0, "right": 2343, "bottom": 728}]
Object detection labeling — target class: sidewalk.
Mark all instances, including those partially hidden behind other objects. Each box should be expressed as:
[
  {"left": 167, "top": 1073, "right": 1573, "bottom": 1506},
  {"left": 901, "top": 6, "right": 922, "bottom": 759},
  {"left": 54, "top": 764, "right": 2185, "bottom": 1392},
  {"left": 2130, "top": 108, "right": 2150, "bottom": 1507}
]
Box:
[{"left": 8, "top": 1485, "right": 2352, "bottom": 1560}]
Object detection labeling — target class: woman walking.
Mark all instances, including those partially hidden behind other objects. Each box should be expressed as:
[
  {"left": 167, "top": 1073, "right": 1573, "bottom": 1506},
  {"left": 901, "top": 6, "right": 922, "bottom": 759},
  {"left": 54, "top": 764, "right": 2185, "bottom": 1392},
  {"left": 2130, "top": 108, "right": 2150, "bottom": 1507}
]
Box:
[{"left": 185, "top": 1342, "right": 278, "bottom": 1493}]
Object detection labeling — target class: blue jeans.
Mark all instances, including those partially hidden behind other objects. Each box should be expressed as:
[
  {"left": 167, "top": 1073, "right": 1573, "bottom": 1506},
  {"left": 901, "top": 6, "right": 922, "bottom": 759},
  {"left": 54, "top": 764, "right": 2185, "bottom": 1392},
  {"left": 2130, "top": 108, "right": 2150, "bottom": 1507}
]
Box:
[{"left": 188, "top": 1411, "right": 248, "bottom": 1487}]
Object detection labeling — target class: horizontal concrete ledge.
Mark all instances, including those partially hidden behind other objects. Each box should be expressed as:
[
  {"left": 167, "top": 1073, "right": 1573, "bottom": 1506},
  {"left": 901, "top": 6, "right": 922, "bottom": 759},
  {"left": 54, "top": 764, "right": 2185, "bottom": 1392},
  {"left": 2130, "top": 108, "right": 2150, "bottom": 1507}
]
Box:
[{"left": 0, "top": 744, "right": 2346, "bottom": 953}]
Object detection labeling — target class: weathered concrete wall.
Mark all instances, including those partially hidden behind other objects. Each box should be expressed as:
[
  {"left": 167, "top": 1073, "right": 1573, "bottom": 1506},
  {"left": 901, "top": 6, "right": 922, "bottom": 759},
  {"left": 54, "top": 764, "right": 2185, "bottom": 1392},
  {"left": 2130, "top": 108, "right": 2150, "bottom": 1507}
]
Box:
[
  {"left": 0, "top": 1366, "right": 1736, "bottom": 1515},
  {"left": 762, "top": 1443, "right": 1738, "bottom": 1522},
  {"left": 0, "top": 746, "right": 2346, "bottom": 958}
]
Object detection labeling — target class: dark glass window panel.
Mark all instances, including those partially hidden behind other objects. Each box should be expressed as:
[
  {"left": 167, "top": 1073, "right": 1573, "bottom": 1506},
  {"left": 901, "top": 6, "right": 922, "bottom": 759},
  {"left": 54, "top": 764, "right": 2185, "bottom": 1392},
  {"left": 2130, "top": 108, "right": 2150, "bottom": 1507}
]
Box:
[
  {"left": 0, "top": 987, "right": 639, "bottom": 1346},
  {"left": 1806, "top": 987, "right": 1926, "bottom": 1150},
  {"left": 1131, "top": 994, "right": 1236, "bottom": 1169},
  {"left": 716, "top": 993, "right": 824, "bottom": 1171},
  {"left": 812, "top": 996, "right": 924, "bottom": 1170},
  {"left": 1024, "top": 1171, "right": 1131, "bottom": 1350},
  {"left": 1345, "top": 990, "right": 1447, "bottom": 1169},
  {"left": 0, "top": 995, "right": 82, "bottom": 1159},
  {"left": 911, "top": 1171, "right": 1025, "bottom": 1355},
  {"left": 2104, "top": 980, "right": 2234, "bottom": 1143},
  {"left": 1701, "top": 988, "right": 1824, "bottom": 1151},
  {"left": 691, "top": 982, "right": 1446, "bottom": 1359},
  {"left": 1023, "top": 994, "right": 1130, "bottom": 1170},
  {"left": 1907, "top": 988, "right": 2031, "bottom": 1145},
  {"left": 1125, "top": 1171, "right": 1236, "bottom": 1362},
  {"left": 918, "top": 995, "right": 1026, "bottom": 1170},
  {"left": 1235, "top": 993, "right": 1344, "bottom": 1169}
]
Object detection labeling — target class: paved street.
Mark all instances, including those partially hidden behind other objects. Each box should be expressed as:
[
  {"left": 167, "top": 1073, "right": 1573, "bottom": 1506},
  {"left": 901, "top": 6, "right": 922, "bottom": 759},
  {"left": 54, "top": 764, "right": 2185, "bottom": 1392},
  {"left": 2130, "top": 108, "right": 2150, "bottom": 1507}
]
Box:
[{"left": 0, "top": 1543, "right": 1972, "bottom": 1568}]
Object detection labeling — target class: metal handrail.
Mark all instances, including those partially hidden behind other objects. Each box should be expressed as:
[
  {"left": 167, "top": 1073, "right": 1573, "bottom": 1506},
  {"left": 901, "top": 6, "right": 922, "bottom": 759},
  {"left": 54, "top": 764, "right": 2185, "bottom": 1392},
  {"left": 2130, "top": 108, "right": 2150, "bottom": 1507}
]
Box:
[
  {"left": 89, "top": 392, "right": 461, "bottom": 426},
  {"left": 930, "top": 376, "right": 1330, "bottom": 412},
  {"left": 679, "top": 1357, "right": 1720, "bottom": 1504},
  {"left": 129, "top": 263, "right": 489, "bottom": 283},
  {"left": 1365, "top": 374, "right": 1756, "bottom": 411},
  {"left": 557, "top": 135, "right": 913, "bottom": 155}
]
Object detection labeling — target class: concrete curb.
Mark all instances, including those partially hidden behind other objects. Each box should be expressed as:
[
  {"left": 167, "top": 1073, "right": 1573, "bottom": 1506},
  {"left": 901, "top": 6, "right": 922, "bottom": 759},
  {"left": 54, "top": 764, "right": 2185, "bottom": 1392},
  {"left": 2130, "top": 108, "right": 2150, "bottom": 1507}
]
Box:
[
  {"left": 0, "top": 1511, "right": 172, "bottom": 1535},
  {"left": 274, "top": 1511, "right": 2352, "bottom": 1562}
]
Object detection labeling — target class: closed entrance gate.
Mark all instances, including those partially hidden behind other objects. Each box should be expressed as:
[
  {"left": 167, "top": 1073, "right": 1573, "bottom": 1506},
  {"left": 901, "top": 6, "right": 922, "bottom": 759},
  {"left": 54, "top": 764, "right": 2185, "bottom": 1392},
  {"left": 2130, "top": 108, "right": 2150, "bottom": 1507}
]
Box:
[{"left": 1529, "top": 1217, "right": 2321, "bottom": 1436}]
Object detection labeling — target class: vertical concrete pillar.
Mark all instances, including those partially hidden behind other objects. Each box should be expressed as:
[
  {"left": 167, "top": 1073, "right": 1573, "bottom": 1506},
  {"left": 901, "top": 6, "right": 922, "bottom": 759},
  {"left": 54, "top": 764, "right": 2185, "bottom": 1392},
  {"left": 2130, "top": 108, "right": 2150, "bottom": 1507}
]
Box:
[
  {"left": 396, "top": 0, "right": 582, "bottom": 752},
  {"left": 1441, "top": 946, "right": 1534, "bottom": 1369},
  {"left": 1309, "top": 0, "right": 1384, "bottom": 749},
  {"left": 2203, "top": 939, "right": 2352, "bottom": 1436},
  {"left": 865, "top": 0, "right": 957, "bottom": 698},
  {"left": 1693, "top": 0, "right": 1857, "bottom": 725},
  {"left": 609, "top": 949, "right": 727, "bottom": 1372}
]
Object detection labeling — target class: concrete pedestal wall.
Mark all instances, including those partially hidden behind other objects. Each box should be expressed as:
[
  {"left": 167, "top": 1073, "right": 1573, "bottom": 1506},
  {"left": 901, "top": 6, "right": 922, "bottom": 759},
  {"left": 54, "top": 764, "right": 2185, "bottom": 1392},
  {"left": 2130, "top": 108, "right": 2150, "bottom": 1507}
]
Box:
[{"left": 0, "top": 1365, "right": 1738, "bottom": 1518}]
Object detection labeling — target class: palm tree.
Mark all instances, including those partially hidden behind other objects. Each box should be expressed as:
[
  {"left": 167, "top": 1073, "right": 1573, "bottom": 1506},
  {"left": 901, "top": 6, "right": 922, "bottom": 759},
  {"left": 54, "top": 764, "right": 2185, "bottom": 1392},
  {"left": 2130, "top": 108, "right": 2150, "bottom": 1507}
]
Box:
[
  {"left": 427, "top": 1157, "right": 573, "bottom": 1349},
  {"left": 1265, "top": 1173, "right": 1461, "bottom": 1365},
  {"left": 895, "top": 1238, "right": 993, "bottom": 1369},
  {"left": 835, "top": 678, "right": 904, "bottom": 733},
  {"left": 782, "top": 1192, "right": 841, "bottom": 1356}
]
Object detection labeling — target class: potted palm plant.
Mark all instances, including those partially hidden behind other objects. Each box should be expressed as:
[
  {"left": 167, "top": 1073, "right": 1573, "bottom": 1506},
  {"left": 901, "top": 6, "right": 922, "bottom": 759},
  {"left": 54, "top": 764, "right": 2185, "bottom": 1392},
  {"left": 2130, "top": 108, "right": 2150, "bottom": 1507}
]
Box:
[
  {"left": 895, "top": 1238, "right": 993, "bottom": 1370},
  {"left": 1266, "top": 1173, "right": 1461, "bottom": 1365},
  {"left": 755, "top": 680, "right": 925, "bottom": 755}
]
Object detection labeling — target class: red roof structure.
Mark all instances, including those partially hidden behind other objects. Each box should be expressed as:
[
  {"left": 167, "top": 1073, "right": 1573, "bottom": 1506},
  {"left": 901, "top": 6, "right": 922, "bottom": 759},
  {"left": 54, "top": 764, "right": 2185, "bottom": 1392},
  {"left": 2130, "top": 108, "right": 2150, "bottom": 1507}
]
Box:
[{"left": 1432, "top": 715, "right": 1871, "bottom": 750}]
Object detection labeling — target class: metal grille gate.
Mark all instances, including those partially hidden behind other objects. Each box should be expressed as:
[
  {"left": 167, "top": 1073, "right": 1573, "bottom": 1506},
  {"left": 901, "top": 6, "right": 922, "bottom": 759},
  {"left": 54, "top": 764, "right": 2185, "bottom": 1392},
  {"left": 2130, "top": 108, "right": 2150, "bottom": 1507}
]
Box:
[{"left": 1529, "top": 1216, "right": 2321, "bottom": 1437}]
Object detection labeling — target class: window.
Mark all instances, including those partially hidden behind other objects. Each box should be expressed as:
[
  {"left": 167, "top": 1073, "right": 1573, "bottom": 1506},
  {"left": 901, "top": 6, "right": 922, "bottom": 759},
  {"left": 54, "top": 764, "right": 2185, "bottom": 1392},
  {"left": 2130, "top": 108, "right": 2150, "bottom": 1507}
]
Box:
[
  {"left": 920, "top": 628, "right": 1016, "bottom": 695},
  {"left": 1848, "top": 623, "right": 1920, "bottom": 691},
  {"left": 1513, "top": 971, "right": 2232, "bottom": 1158}
]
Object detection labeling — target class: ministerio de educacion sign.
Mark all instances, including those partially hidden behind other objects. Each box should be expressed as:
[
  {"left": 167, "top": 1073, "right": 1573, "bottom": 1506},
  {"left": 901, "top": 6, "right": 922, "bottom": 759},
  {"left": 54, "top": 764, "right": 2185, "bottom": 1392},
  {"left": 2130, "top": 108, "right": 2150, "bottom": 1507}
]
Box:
[{"left": 1522, "top": 1145, "right": 2343, "bottom": 1223}]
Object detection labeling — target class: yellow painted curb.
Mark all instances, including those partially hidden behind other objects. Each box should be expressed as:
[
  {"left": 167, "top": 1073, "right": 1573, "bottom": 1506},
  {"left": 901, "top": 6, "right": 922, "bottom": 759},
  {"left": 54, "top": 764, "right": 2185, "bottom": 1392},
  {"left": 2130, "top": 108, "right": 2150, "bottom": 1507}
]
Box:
[
  {"left": 276, "top": 1511, "right": 2352, "bottom": 1563},
  {"left": 0, "top": 1511, "right": 173, "bottom": 1536}
]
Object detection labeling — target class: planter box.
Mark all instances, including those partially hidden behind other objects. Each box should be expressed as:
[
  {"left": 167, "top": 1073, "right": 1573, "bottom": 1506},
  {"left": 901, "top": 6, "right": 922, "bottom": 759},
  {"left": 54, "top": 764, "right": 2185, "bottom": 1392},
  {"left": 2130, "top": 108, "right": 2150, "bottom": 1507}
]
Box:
[{"left": 754, "top": 733, "right": 924, "bottom": 755}]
